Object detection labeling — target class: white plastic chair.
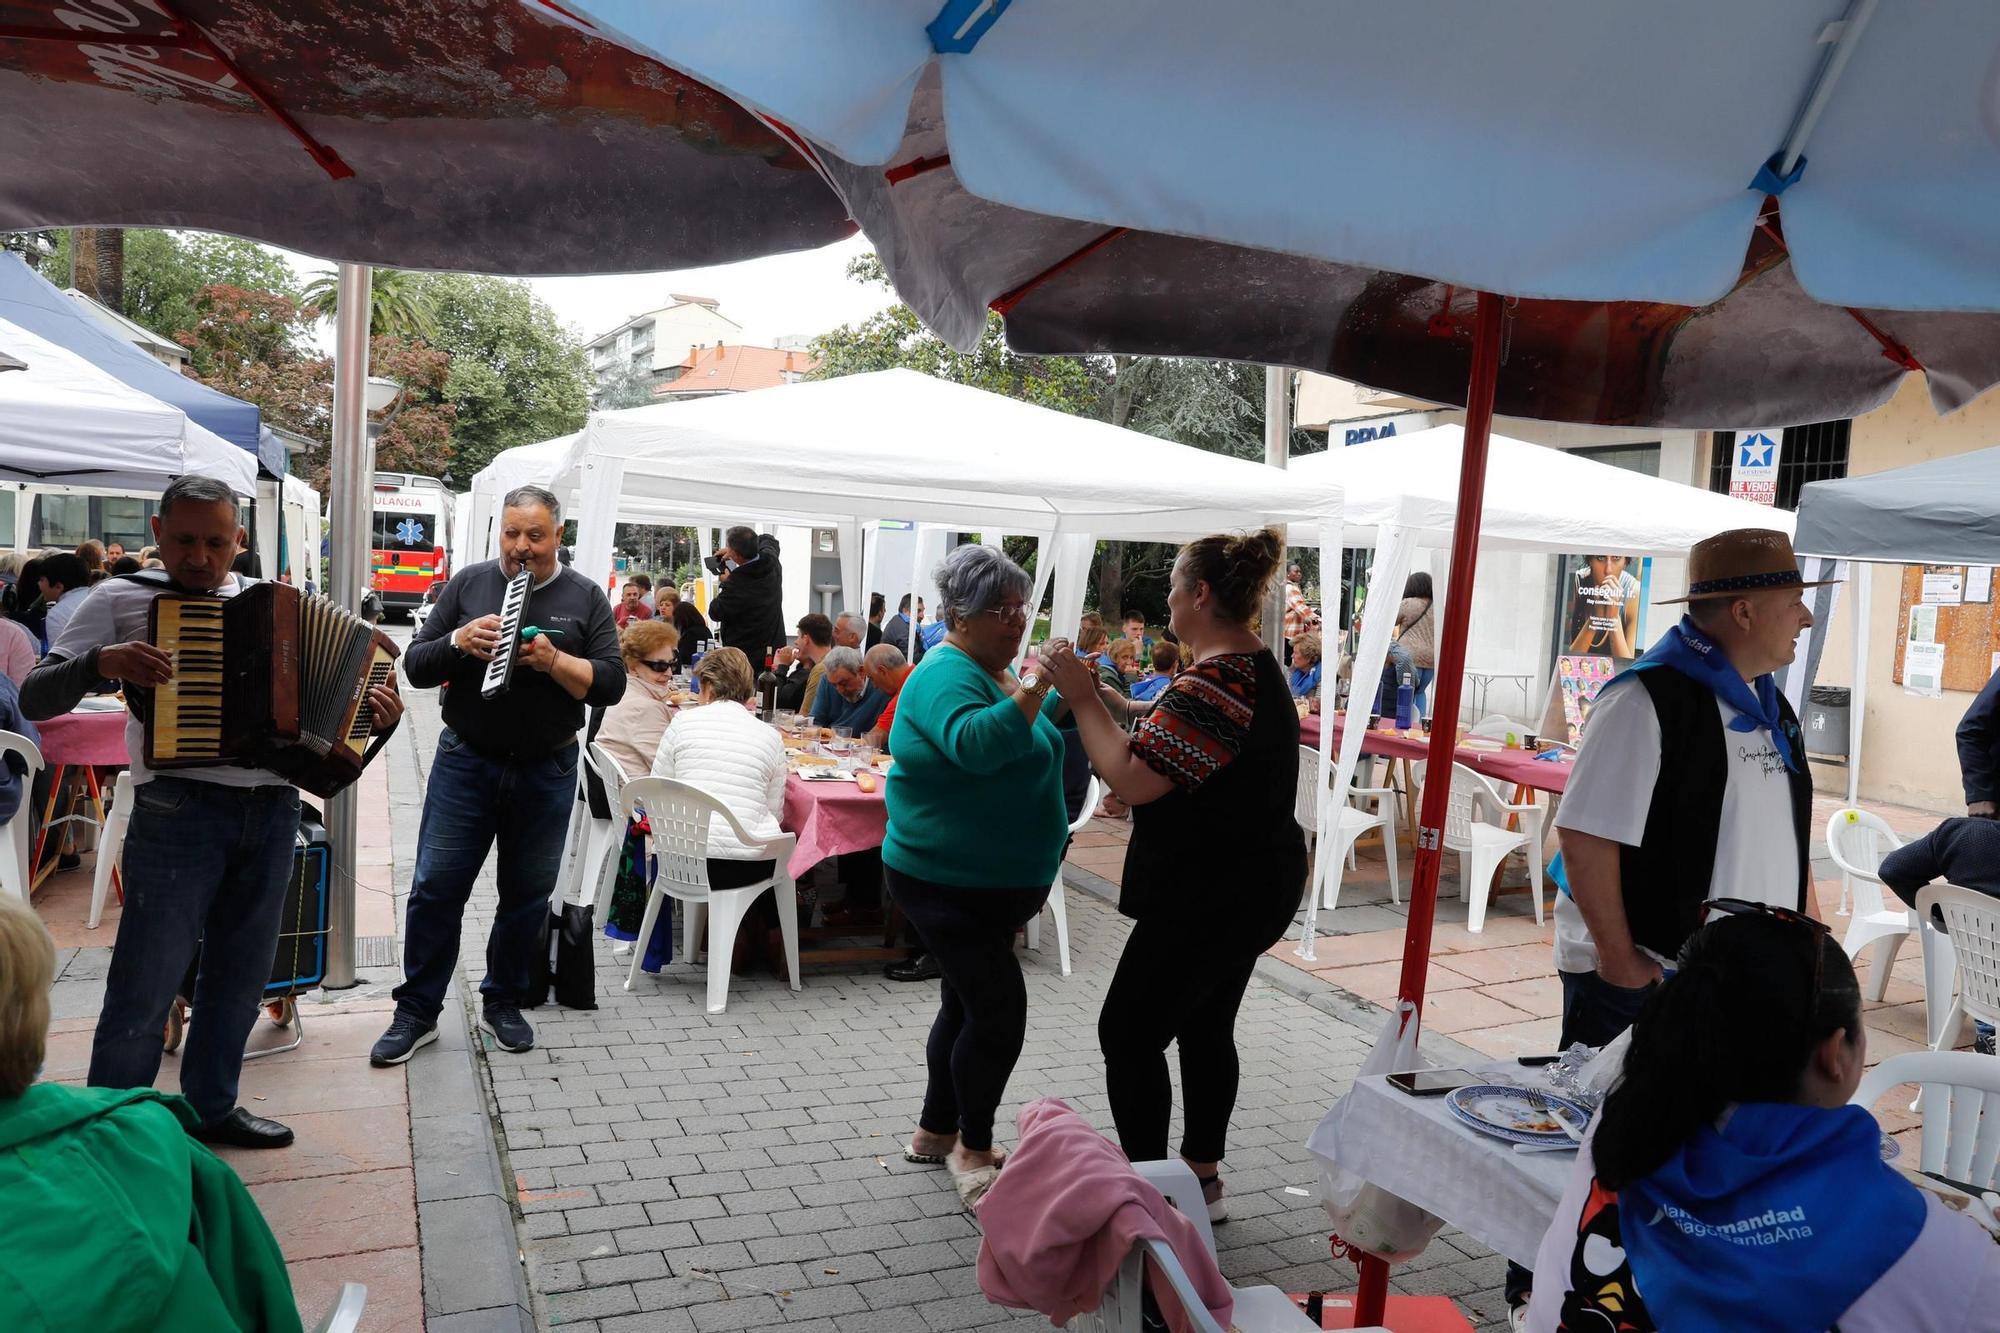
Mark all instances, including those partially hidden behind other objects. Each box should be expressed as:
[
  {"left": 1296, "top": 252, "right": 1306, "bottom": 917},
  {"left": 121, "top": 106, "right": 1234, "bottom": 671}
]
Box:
[
  {"left": 1916, "top": 883, "right": 2000, "bottom": 1055},
  {"left": 0, "top": 730, "right": 43, "bottom": 904},
  {"left": 618, "top": 775, "right": 800, "bottom": 1015},
  {"left": 1467, "top": 716, "right": 1533, "bottom": 742},
  {"left": 1067, "top": 1160, "right": 1355, "bottom": 1333},
  {"left": 579, "top": 742, "right": 632, "bottom": 909},
  {"left": 1825, "top": 808, "right": 1918, "bottom": 1002},
  {"left": 1026, "top": 776, "right": 1094, "bottom": 977},
  {"left": 86, "top": 768, "right": 131, "bottom": 928},
  {"left": 1853, "top": 1050, "right": 2000, "bottom": 1193},
  {"left": 1444, "top": 763, "right": 1545, "bottom": 933},
  {"left": 308, "top": 1282, "right": 368, "bottom": 1333},
  {"left": 1307, "top": 747, "right": 1400, "bottom": 913}
]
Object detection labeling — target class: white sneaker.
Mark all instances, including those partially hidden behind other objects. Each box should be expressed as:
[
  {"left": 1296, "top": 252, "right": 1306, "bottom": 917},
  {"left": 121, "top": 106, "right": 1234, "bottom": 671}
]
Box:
[{"left": 1509, "top": 1301, "right": 1530, "bottom": 1331}]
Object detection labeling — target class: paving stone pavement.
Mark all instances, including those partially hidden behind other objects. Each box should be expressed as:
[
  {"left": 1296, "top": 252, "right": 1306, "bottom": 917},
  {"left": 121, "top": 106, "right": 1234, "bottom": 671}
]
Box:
[{"left": 384, "top": 679, "right": 1515, "bottom": 1331}]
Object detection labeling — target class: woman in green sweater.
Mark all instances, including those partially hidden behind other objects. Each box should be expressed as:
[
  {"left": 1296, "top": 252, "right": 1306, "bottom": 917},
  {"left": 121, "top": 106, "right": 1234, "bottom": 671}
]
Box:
[
  {"left": 0, "top": 896, "right": 303, "bottom": 1332},
  {"left": 884, "top": 544, "right": 1067, "bottom": 1207}
]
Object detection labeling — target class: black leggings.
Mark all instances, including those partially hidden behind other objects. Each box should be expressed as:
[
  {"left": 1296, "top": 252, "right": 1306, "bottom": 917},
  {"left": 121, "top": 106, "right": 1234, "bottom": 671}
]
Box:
[
  {"left": 886, "top": 867, "right": 1050, "bottom": 1152},
  {"left": 1099, "top": 888, "right": 1299, "bottom": 1164}
]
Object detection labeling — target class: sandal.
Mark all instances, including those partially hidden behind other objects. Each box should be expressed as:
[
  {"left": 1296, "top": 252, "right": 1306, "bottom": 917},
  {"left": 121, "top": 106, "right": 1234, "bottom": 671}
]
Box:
[{"left": 902, "top": 1142, "right": 948, "bottom": 1166}]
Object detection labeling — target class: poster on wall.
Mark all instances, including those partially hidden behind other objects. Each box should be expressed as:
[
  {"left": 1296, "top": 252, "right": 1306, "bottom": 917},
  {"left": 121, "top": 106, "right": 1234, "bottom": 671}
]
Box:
[
  {"left": 1561, "top": 554, "right": 1647, "bottom": 660},
  {"left": 1922, "top": 565, "right": 1966, "bottom": 605},
  {"left": 1555, "top": 654, "right": 1618, "bottom": 745}
]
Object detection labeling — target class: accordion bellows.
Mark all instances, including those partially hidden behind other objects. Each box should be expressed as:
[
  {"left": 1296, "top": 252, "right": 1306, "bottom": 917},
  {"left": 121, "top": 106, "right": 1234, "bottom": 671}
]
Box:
[{"left": 144, "top": 581, "right": 399, "bottom": 797}]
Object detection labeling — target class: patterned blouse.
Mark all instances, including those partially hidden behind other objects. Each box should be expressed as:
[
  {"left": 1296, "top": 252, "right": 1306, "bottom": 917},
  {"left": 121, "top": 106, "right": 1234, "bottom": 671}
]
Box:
[{"left": 1131, "top": 653, "right": 1258, "bottom": 790}]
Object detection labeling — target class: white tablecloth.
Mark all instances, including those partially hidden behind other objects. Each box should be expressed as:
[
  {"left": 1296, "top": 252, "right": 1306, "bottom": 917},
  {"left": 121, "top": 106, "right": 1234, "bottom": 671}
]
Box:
[{"left": 1309, "top": 1064, "right": 1579, "bottom": 1267}]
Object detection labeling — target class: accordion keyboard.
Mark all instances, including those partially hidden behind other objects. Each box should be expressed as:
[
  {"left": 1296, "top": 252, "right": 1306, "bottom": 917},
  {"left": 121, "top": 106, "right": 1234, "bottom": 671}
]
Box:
[
  {"left": 344, "top": 649, "right": 397, "bottom": 754},
  {"left": 152, "top": 598, "right": 226, "bottom": 760},
  {"left": 480, "top": 568, "right": 533, "bottom": 698}
]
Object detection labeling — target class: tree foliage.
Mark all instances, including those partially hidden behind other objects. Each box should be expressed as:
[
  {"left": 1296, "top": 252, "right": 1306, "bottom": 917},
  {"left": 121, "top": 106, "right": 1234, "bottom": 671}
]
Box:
[
  {"left": 173, "top": 284, "right": 332, "bottom": 445},
  {"left": 301, "top": 267, "right": 440, "bottom": 342},
  {"left": 411, "top": 273, "right": 592, "bottom": 480},
  {"left": 367, "top": 335, "right": 456, "bottom": 484},
  {"left": 809, "top": 255, "right": 1101, "bottom": 416},
  {"left": 593, "top": 362, "right": 657, "bottom": 410}
]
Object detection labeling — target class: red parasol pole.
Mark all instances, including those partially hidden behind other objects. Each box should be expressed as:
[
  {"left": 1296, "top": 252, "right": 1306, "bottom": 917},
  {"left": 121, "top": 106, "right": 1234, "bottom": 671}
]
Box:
[{"left": 1350, "top": 289, "right": 1505, "bottom": 1327}]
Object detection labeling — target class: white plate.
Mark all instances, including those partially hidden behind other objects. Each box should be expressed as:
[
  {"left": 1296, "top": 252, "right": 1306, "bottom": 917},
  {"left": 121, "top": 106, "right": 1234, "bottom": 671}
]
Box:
[{"left": 1445, "top": 1085, "right": 1588, "bottom": 1146}]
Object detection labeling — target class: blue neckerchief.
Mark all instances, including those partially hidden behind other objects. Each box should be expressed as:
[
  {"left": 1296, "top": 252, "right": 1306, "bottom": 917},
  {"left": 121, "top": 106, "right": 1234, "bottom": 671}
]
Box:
[
  {"left": 1617, "top": 1103, "right": 1924, "bottom": 1332},
  {"left": 1622, "top": 616, "right": 1799, "bottom": 773}
]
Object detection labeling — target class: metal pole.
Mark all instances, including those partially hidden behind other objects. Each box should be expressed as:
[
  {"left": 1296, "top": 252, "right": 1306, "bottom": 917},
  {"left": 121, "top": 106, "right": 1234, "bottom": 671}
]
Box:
[
  {"left": 1261, "top": 366, "right": 1291, "bottom": 645},
  {"left": 1351, "top": 292, "right": 1504, "bottom": 1329},
  {"left": 323, "top": 262, "right": 373, "bottom": 989}
]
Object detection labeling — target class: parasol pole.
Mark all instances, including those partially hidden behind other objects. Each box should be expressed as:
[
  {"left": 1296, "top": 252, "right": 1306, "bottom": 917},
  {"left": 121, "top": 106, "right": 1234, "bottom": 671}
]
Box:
[{"left": 1351, "top": 290, "right": 1504, "bottom": 1326}]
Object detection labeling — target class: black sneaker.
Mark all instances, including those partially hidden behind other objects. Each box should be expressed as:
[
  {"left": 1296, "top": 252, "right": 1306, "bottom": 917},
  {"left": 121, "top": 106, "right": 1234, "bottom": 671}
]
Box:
[
  {"left": 1977, "top": 1028, "right": 1996, "bottom": 1057},
  {"left": 481, "top": 1003, "right": 534, "bottom": 1052},
  {"left": 369, "top": 1014, "right": 437, "bottom": 1067}
]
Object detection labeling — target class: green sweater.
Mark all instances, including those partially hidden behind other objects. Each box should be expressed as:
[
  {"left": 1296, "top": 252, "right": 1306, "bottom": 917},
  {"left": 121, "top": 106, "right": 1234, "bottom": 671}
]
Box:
[
  {"left": 0, "top": 1083, "right": 302, "bottom": 1333},
  {"left": 883, "top": 643, "right": 1069, "bottom": 888}
]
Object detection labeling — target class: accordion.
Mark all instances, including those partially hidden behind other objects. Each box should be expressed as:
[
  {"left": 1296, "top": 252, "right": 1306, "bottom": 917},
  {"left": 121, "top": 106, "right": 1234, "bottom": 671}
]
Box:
[{"left": 143, "top": 581, "right": 400, "bottom": 797}]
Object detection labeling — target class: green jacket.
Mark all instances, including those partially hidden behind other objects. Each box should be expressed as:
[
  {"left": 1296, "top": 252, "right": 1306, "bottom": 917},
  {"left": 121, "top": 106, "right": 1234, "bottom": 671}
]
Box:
[
  {"left": 883, "top": 643, "right": 1068, "bottom": 888},
  {"left": 0, "top": 1082, "right": 302, "bottom": 1333}
]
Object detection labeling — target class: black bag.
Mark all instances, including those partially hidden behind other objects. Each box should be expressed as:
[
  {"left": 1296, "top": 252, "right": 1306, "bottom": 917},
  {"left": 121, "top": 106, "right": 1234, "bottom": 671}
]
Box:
[{"left": 535, "top": 901, "right": 599, "bottom": 1011}]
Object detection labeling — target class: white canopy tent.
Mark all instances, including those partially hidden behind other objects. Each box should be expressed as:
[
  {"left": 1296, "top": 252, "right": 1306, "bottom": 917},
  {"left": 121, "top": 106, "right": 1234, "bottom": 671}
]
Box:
[
  {"left": 1287, "top": 426, "right": 1800, "bottom": 950},
  {"left": 0, "top": 316, "right": 256, "bottom": 496},
  {"left": 454, "top": 433, "right": 579, "bottom": 573},
  {"left": 282, "top": 473, "right": 321, "bottom": 585},
  {"left": 552, "top": 368, "right": 1349, "bottom": 635}
]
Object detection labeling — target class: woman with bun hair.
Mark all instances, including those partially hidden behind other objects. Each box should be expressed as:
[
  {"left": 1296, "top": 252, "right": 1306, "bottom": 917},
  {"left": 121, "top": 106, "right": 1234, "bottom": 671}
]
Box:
[
  {"left": 1040, "top": 528, "right": 1307, "bottom": 1221},
  {"left": 1524, "top": 908, "right": 2000, "bottom": 1331}
]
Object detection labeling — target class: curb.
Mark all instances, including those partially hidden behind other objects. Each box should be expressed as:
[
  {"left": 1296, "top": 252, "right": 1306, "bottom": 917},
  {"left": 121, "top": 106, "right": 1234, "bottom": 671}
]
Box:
[{"left": 385, "top": 705, "right": 538, "bottom": 1333}]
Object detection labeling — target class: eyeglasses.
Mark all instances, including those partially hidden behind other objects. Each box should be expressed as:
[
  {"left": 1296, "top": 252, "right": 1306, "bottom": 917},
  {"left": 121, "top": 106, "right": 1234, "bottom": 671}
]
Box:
[
  {"left": 981, "top": 603, "right": 1030, "bottom": 624},
  {"left": 640, "top": 659, "right": 675, "bottom": 674}
]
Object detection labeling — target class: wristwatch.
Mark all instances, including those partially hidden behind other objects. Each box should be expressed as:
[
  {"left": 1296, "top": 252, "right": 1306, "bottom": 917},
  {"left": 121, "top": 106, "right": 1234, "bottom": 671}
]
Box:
[{"left": 1020, "top": 672, "right": 1051, "bottom": 699}]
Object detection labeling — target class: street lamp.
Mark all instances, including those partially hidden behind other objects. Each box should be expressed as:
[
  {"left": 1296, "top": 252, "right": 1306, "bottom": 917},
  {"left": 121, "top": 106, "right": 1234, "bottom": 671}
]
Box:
[{"left": 365, "top": 375, "right": 401, "bottom": 415}]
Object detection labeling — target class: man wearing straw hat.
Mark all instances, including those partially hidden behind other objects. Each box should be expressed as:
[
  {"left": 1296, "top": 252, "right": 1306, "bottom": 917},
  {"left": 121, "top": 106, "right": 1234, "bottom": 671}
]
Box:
[
  {"left": 1501, "top": 531, "right": 1826, "bottom": 1325},
  {"left": 1552, "top": 528, "right": 1828, "bottom": 1038}
]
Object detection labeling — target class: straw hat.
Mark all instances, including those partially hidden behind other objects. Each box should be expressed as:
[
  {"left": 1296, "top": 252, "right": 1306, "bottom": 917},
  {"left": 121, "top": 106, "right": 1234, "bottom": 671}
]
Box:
[{"left": 1657, "top": 528, "right": 1839, "bottom": 604}]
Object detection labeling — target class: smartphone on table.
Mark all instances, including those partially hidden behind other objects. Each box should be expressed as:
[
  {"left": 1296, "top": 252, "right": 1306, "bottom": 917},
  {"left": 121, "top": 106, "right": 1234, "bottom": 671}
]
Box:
[{"left": 1385, "top": 1068, "right": 1481, "bottom": 1098}]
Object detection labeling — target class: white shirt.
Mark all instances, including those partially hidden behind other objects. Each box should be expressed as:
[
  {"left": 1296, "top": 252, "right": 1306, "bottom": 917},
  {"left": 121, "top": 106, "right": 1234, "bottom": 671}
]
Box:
[
  {"left": 1552, "top": 676, "right": 1798, "bottom": 974},
  {"left": 40, "top": 585, "right": 91, "bottom": 649},
  {"left": 49, "top": 573, "right": 283, "bottom": 787}
]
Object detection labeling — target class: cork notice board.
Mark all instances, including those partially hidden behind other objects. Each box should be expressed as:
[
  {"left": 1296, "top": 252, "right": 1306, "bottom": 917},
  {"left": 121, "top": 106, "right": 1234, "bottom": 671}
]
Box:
[{"left": 1893, "top": 564, "right": 1997, "bottom": 693}]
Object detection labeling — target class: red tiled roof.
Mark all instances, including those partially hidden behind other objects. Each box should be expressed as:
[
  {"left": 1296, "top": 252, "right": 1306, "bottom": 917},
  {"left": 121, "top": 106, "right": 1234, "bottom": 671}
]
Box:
[{"left": 655, "top": 343, "right": 819, "bottom": 396}]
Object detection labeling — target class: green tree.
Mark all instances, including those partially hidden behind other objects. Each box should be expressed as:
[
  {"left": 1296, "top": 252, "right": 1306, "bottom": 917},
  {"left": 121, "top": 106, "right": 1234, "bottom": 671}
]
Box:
[
  {"left": 300, "top": 267, "right": 439, "bottom": 342},
  {"left": 26, "top": 229, "right": 302, "bottom": 340},
  {"left": 593, "top": 362, "right": 657, "bottom": 410},
  {"left": 412, "top": 273, "right": 592, "bottom": 479},
  {"left": 809, "top": 255, "right": 1101, "bottom": 416},
  {"left": 174, "top": 283, "right": 332, "bottom": 445}
]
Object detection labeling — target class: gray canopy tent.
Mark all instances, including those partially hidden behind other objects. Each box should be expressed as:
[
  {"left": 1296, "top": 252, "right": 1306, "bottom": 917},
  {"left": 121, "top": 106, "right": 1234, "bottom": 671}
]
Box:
[{"left": 1795, "top": 445, "right": 2000, "bottom": 801}]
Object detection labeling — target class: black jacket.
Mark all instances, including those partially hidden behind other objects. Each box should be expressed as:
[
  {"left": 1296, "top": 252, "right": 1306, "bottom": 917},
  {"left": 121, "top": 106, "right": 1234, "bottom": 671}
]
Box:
[
  {"left": 1881, "top": 817, "right": 2000, "bottom": 911},
  {"left": 1958, "top": 669, "right": 2000, "bottom": 806},
  {"left": 707, "top": 534, "right": 786, "bottom": 662},
  {"left": 404, "top": 559, "right": 624, "bottom": 759}
]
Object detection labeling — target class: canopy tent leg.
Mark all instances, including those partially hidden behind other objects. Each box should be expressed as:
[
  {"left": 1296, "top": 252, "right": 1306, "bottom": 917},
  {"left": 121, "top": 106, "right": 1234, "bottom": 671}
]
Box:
[
  {"left": 1351, "top": 291, "right": 1504, "bottom": 1330},
  {"left": 1848, "top": 561, "right": 1871, "bottom": 804}
]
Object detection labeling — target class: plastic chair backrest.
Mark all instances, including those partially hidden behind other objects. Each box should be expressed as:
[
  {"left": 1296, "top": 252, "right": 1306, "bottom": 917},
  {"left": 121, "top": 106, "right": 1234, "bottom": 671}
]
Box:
[
  {"left": 308, "top": 1282, "right": 368, "bottom": 1333},
  {"left": 619, "top": 775, "right": 763, "bottom": 903},
  {"left": 1070, "top": 776, "right": 1103, "bottom": 837},
  {"left": 586, "top": 741, "right": 632, "bottom": 811},
  {"left": 1825, "top": 808, "right": 1904, "bottom": 918},
  {"left": 1853, "top": 1049, "right": 2000, "bottom": 1190},
  {"left": 1294, "top": 744, "right": 1322, "bottom": 834},
  {"left": 1917, "top": 883, "right": 2000, "bottom": 1029},
  {"left": 0, "top": 729, "right": 44, "bottom": 786},
  {"left": 1442, "top": 763, "right": 1497, "bottom": 850}
]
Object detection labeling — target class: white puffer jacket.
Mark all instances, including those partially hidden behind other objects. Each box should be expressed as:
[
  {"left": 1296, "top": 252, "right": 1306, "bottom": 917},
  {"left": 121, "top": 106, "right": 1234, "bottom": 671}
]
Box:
[{"left": 650, "top": 699, "right": 788, "bottom": 860}]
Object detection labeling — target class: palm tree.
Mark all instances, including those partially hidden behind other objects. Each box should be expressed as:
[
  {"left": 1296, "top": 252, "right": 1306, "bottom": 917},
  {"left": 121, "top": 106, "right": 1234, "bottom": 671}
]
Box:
[{"left": 301, "top": 267, "right": 439, "bottom": 342}]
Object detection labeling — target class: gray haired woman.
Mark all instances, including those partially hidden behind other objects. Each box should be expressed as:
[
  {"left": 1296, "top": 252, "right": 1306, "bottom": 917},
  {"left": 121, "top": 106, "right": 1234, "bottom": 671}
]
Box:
[{"left": 881, "top": 543, "right": 1068, "bottom": 1206}]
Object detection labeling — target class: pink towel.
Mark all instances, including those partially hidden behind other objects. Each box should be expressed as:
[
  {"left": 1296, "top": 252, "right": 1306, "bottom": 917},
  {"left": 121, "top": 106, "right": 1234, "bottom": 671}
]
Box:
[{"left": 976, "top": 1097, "right": 1235, "bottom": 1331}]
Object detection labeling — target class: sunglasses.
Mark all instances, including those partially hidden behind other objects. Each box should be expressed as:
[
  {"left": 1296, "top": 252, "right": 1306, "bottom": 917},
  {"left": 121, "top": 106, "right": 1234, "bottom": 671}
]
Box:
[
  {"left": 1704, "top": 896, "right": 1834, "bottom": 1010},
  {"left": 640, "top": 659, "right": 676, "bottom": 674}
]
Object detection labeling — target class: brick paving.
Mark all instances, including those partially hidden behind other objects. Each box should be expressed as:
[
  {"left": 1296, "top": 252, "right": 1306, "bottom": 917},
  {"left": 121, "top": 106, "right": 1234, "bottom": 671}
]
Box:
[{"left": 385, "top": 680, "right": 1526, "bottom": 1330}]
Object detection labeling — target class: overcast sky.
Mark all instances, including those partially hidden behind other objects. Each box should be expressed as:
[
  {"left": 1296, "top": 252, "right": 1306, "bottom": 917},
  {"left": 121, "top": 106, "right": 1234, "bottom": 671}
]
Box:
[{"left": 278, "top": 232, "right": 894, "bottom": 351}]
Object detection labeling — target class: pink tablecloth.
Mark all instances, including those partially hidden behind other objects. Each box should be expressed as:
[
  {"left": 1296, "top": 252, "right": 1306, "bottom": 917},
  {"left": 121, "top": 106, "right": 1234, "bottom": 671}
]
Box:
[
  {"left": 37, "top": 707, "right": 129, "bottom": 767},
  {"left": 781, "top": 773, "right": 886, "bottom": 878},
  {"left": 1298, "top": 715, "right": 1571, "bottom": 794}
]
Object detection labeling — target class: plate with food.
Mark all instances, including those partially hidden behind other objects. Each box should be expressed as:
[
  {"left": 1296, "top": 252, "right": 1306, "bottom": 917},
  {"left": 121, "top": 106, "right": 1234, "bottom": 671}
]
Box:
[{"left": 1444, "top": 1085, "right": 1588, "bottom": 1146}]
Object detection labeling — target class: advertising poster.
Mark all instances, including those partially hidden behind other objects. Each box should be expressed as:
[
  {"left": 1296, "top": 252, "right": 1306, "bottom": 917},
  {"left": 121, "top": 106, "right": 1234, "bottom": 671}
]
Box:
[
  {"left": 1562, "top": 554, "right": 1645, "bottom": 660},
  {"left": 1922, "top": 565, "right": 1966, "bottom": 605},
  {"left": 1555, "top": 654, "right": 1617, "bottom": 745},
  {"left": 1729, "top": 430, "right": 1782, "bottom": 506}
]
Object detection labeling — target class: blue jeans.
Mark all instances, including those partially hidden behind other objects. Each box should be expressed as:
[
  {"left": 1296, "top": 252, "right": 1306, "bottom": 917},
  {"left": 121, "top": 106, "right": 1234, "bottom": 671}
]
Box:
[
  {"left": 89, "top": 777, "right": 300, "bottom": 1124},
  {"left": 1414, "top": 667, "right": 1436, "bottom": 718},
  {"left": 393, "top": 729, "right": 579, "bottom": 1025}
]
